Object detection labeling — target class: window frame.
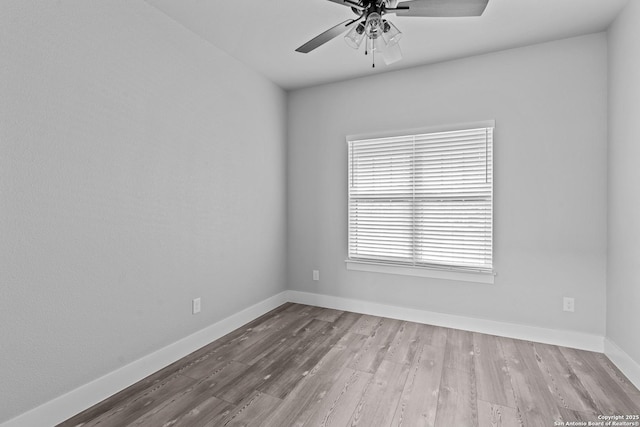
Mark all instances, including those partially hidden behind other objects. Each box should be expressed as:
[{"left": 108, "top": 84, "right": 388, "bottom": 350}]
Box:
[{"left": 345, "top": 120, "right": 496, "bottom": 284}]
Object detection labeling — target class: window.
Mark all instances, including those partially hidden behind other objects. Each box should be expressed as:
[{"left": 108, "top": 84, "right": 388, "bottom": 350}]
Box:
[{"left": 347, "top": 122, "right": 494, "bottom": 278}]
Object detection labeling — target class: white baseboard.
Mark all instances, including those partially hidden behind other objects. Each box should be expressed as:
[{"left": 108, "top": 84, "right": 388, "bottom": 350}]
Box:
[
  {"left": 604, "top": 338, "right": 640, "bottom": 390},
  {"left": 0, "top": 291, "right": 289, "bottom": 427},
  {"left": 286, "top": 290, "right": 605, "bottom": 353}
]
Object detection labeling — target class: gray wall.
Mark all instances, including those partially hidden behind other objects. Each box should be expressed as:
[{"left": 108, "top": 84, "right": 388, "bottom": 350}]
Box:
[
  {"left": 607, "top": 0, "right": 640, "bottom": 364},
  {"left": 287, "top": 34, "right": 608, "bottom": 335},
  {"left": 0, "top": 1, "right": 286, "bottom": 422}
]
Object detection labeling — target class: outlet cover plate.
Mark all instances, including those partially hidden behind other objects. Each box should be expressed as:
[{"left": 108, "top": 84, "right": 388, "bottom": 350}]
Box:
[{"left": 563, "top": 297, "right": 575, "bottom": 312}]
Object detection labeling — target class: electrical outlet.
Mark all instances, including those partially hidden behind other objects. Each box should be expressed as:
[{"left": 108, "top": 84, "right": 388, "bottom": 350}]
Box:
[
  {"left": 312, "top": 270, "right": 320, "bottom": 281},
  {"left": 192, "top": 297, "right": 201, "bottom": 314},
  {"left": 563, "top": 297, "right": 575, "bottom": 312}
]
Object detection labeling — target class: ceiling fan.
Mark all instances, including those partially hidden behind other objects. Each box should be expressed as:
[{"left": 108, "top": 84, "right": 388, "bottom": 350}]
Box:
[{"left": 295, "top": 0, "right": 489, "bottom": 67}]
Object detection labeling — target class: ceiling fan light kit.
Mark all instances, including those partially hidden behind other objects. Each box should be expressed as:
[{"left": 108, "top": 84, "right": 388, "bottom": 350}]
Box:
[
  {"left": 344, "top": 13, "right": 403, "bottom": 66},
  {"left": 296, "top": 0, "right": 489, "bottom": 67}
]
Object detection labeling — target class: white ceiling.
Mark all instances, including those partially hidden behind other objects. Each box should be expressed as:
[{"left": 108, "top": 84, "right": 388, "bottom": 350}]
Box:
[{"left": 144, "top": 0, "right": 628, "bottom": 90}]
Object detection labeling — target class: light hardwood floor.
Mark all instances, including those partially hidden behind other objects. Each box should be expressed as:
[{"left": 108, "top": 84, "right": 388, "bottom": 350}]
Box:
[{"left": 60, "top": 303, "right": 640, "bottom": 426}]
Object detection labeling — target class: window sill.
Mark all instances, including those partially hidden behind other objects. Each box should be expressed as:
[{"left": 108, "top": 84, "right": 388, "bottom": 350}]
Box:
[{"left": 345, "top": 260, "right": 495, "bottom": 284}]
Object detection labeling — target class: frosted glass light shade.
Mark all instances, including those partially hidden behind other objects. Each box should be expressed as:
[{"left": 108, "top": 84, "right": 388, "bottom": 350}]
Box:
[
  {"left": 344, "top": 22, "right": 366, "bottom": 49},
  {"left": 382, "top": 42, "right": 402, "bottom": 64},
  {"left": 382, "top": 20, "right": 402, "bottom": 46}
]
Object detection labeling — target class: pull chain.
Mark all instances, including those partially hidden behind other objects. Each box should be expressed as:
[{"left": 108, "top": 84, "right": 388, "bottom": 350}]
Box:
[
  {"left": 363, "top": 37, "right": 376, "bottom": 68},
  {"left": 372, "top": 41, "right": 375, "bottom": 68}
]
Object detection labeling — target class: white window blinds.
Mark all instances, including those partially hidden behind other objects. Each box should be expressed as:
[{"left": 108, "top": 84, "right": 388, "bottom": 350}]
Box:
[{"left": 348, "top": 124, "right": 493, "bottom": 273}]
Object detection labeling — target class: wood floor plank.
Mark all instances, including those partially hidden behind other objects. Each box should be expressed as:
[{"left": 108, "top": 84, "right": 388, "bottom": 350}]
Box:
[
  {"left": 184, "top": 359, "right": 251, "bottom": 399},
  {"left": 587, "top": 352, "right": 640, "bottom": 406},
  {"left": 215, "top": 320, "right": 330, "bottom": 404},
  {"left": 305, "top": 310, "right": 362, "bottom": 354},
  {"left": 350, "top": 314, "right": 382, "bottom": 336},
  {"left": 499, "top": 338, "right": 562, "bottom": 427},
  {"left": 233, "top": 317, "right": 322, "bottom": 365},
  {"left": 286, "top": 304, "right": 330, "bottom": 323},
  {"left": 56, "top": 365, "right": 185, "bottom": 427},
  {"left": 444, "top": 328, "right": 475, "bottom": 373},
  {"left": 128, "top": 391, "right": 233, "bottom": 427},
  {"left": 256, "top": 319, "right": 336, "bottom": 398},
  {"left": 434, "top": 365, "right": 478, "bottom": 427},
  {"left": 302, "top": 368, "right": 373, "bottom": 426},
  {"left": 260, "top": 311, "right": 362, "bottom": 399},
  {"left": 477, "top": 399, "right": 520, "bottom": 427},
  {"left": 213, "top": 358, "right": 278, "bottom": 405},
  {"left": 348, "top": 317, "right": 403, "bottom": 373},
  {"left": 385, "top": 321, "right": 423, "bottom": 365},
  {"left": 424, "top": 324, "right": 449, "bottom": 348},
  {"left": 79, "top": 374, "right": 197, "bottom": 427},
  {"left": 178, "top": 303, "right": 296, "bottom": 364},
  {"left": 258, "top": 332, "right": 367, "bottom": 427},
  {"left": 532, "top": 342, "right": 599, "bottom": 413},
  {"left": 179, "top": 348, "right": 248, "bottom": 382},
  {"left": 221, "top": 390, "right": 282, "bottom": 427},
  {"left": 473, "top": 332, "right": 516, "bottom": 408},
  {"left": 312, "top": 307, "right": 344, "bottom": 323},
  {"left": 176, "top": 304, "right": 317, "bottom": 379},
  {"left": 218, "top": 302, "right": 296, "bottom": 344},
  {"left": 595, "top": 352, "right": 640, "bottom": 401},
  {"left": 347, "top": 359, "right": 410, "bottom": 426},
  {"left": 559, "top": 346, "right": 640, "bottom": 414},
  {"left": 210, "top": 302, "right": 304, "bottom": 356},
  {"left": 390, "top": 343, "right": 445, "bottom": 427},
  {"left": 282, "top": 302, "right": 318, "bottom": 315}
]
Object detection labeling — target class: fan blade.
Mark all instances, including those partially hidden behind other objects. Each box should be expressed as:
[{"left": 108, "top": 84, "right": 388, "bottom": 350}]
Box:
[
  {"left": 295, "top": 20, "right": 358, "bottom": 53},
  {"left": 326, "top": 0, "right": 365, "bottom": 10},
  {"left": 394, "top": 0, "right": 489, "bottom": 17}
]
